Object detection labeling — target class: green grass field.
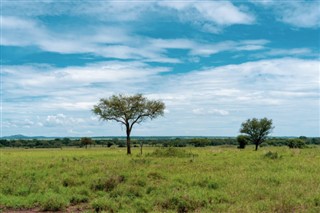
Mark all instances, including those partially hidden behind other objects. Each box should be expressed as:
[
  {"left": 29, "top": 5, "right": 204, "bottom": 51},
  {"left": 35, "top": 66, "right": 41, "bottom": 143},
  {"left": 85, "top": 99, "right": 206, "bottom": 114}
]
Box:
[{"left": 1, "top": 146, "right": 320, "bottom": 212}]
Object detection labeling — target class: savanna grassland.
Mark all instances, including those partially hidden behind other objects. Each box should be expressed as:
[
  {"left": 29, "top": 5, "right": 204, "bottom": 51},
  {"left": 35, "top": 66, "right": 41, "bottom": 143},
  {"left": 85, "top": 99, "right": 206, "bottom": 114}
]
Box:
[{"left": 0, "top": 146, "right": 319, "bottom": 212}]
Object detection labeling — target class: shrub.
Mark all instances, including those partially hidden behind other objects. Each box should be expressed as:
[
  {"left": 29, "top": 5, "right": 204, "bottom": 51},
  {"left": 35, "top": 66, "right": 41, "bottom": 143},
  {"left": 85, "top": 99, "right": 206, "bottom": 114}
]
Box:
[
  {"left": 287, "top": 139, "right": 306, "bottom": 149},
  {"left": 134, "top": 200, "right": 149, "bottom": 213},
  {"left": 147, "top": 172, "right": 165, "bottom": 181},
  {"left": 130, "top": 158, "right": 151, "bottom": 165},
  {"left": 41, "top": 193, "right": 69, "bottom": 211},
  {"left": 264, "top": 151, "right": 281, "bottom": 159},
  {"left": 195, "top": 179, "right": 219, "bottom": 190},
  {"left": 147, "top": 148, "right": 196, "bottom": 158},
  {"left": 106, "top": 141, "right": 114, "bottom": 147},
  {"left": 314, "top": 196, "right": 320, "bottom": 206},
  {"left": 236, "top": 135, "right": 250, "bottom": 149},
  {"left": 62, "top": 177, "right": 77, "bottom": 187},
  {"left": 159, "top": 195, "right": 206, "bottom": 212},
  {"left": 91, "top": 198, "right": 118, "bottom": 212},
  {"left": 91, "top": 175, "right": 125, "bottom": 192},
  {"left": 70, "top": 194, "right": 89, "bottom": 204}
]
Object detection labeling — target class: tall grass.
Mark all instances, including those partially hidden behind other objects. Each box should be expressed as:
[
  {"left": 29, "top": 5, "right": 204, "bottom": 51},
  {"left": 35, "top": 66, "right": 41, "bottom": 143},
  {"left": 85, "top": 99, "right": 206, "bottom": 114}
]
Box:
[{"left": 0, "top": 146, "right": 319, "bottom": 212}]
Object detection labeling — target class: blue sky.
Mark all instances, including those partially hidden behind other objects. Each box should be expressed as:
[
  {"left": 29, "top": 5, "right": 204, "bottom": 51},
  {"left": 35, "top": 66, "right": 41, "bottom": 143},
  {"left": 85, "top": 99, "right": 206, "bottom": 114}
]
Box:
[{"left": 1, "top": 0, "right": 320, "bottom": 137}]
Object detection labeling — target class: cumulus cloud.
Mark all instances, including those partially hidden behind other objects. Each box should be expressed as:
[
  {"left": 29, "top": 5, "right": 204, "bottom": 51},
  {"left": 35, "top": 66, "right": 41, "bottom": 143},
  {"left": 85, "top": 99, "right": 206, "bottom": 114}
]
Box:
[
  {"left": 2, "top": 119, "right": 35, "bottom": 128},
  {"left": 251, "top": 1, "right": 320, "bottom": 28},
  {"left": 192, "top": 108, "right": 229, "bottom": 116},
  {"left": 276, "top": 2, "right": 320, "bottom": 28},
  {"left": 159, "top": 1, "right": 255, "bottom": 30},
  {"left": 2, "top": 58, "right": 319, "bottom": 136},
  {"left": 1, "top": 1, "right": 319, "bottom": 137},
  {"left": 1, "top": 14, "right": 266, "bottom": 63},
  {"left": 1, "top": 15, "right": 180, "bottom": 63},
  {"left": 34, "top": 114, "right": 85, "bottom": 127},
  {"left": 1, "top": 1, "right": 256, "bottom": 61}
]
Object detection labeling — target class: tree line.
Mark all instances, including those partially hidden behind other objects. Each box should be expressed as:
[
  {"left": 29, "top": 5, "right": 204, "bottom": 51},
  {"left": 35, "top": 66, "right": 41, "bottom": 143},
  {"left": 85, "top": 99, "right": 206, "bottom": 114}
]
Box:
[
  {"left": 1, "top": 136, "right": 319, "bottom": 149},
  {"left": 3, "top": 94, "right": 318, "bottom": 152}
]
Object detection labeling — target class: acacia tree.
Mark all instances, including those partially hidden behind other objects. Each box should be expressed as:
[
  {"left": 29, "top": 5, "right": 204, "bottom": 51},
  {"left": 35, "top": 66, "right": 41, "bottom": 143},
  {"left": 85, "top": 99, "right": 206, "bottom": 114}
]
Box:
[
  {"left": 92, "top": 94, "right": 165, "bottom": 154},
  {"left": 80, "top": 137, "right": 93, "bottom": 149},
  {"left": 239, "top": 118, "right": 274, "bottom": 151}
]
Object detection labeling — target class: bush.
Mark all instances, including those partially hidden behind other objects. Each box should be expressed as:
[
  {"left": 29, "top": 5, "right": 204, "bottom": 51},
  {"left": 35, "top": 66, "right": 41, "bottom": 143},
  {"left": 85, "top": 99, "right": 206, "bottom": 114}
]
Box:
[
  {"left": 91, "top": 175, "right": 125, "bottom": 192},
  {"left": 195, "top": 179, "right": 219, "bottom": 190},
  {"left": 287, "top": 139, "right": 306, "bottom": 149},
  {"left": 91, "top": 198, "right": 118, "bottom": 212},
  {"left": 147, "top": 148, "right": 196, "bottom": 158},
  {"left": 264, "top": 151, "right": 281, "bottom": 159},
  {"left": 70, "top": 194, "right": 89, "bottom": 204},
  {"left": 147, "top": 172, "right": 165, "bottom": 180},
  {"left": 41, "top": 193, "right": 69, "bottom": 211},
  {"left": 159, "top": 195, "right": 206, "bottom": 212},
  {"left": 236, "top": 135, "right": 250, "bottom": 149}
]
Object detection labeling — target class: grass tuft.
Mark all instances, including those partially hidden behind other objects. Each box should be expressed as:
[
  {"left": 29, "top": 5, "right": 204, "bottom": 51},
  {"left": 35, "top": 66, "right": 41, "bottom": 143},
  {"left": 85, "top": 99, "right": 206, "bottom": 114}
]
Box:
[
  {"left": 264, "top": 151, "right": 281, "bottom": 159},
  {"left": 147, "top": 147, "right": 196, "bottom": 158}
]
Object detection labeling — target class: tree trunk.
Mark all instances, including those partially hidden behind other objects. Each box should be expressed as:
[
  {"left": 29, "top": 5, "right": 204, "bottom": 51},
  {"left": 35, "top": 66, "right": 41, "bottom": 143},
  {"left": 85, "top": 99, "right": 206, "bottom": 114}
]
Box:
[
  {"left": 255, "top": 143, "right": 258, "bottom": 151},
  {"left": 126, "top": 125, "right": 131, "bottom": 155},
  {"left": 140, "top": 142, "right": 143, "bottom": 155}
]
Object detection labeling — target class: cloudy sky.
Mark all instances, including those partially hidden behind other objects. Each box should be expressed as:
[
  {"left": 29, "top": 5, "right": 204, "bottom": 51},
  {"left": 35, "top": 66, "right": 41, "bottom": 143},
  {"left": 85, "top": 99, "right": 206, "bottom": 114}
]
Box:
[{"left": 2, "top": 0, "right": 319, "bottom": 137}]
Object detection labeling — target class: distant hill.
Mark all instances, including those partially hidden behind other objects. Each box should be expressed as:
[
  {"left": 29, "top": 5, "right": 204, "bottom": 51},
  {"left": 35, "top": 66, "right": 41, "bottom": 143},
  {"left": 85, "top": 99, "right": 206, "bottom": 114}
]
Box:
[
  {"left": 1, "top": 135, "right": 236, "bottom": 140},
  {"left": 1, "top": 135, "right": 303, "bottom": 140},
  {"left": 1, "top": 134, "right": 47, "bottom": 139}
]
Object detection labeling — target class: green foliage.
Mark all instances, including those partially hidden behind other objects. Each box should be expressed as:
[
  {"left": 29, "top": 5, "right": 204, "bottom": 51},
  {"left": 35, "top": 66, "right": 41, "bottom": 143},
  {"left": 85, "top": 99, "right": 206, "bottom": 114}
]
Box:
[
  {"left": 80, "top": 137, "right": 93, "bottom": 148},
  {"left": 240, "top": 117, "right": 274, "bottom": 150},
  {"left": 91, "top": 197, "right": 118, "bottom": 212},
  {"left": 1, "top": 137, "right": 319, "bottom": 148},
  {"left": 40, "top": 192, "right": 69, "bottom": 211},
  {"left": 287, "top": 139, "right": 306, "bottom": 149},
  {"left": 237, "top": 135, "right": 250, "bottom": 149},
  {"left": 158, "top": 195, "right": 206, "bottom": 212},
  {"left": 92, "top": 94, "right": 165, "bottom": 154}
]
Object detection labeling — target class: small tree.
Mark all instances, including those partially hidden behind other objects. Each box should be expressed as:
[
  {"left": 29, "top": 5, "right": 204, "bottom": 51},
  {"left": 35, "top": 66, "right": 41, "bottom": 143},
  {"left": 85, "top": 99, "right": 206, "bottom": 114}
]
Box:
[
  {"left": 93, "top": 94, "right": 165, "bottom": 154},
  {"left": 81, "top": 137, "right": 93, "bottom": 149},
  {"left": 236, "top": 135, "right": 250, "bottom": 149},
  {"left": 287, "top": 139, "right": 306, "bottom": 149},
  {"left": 240, "top": 118, "right": 274, "bottom": 150}
]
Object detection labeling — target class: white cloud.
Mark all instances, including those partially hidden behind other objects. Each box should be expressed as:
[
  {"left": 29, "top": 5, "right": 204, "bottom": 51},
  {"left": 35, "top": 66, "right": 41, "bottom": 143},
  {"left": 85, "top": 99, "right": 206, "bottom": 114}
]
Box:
[
  {"left": 44, "top": 113, "right": 85, "bottom": 127},
  {"left": 1, "top": 15, "right": 268, "bottom": 62},
  {"left": 277, "top": 2, "right": 320, "bottom": 28},
  {"left": 188, "top": 39, "right": 268, "bottom": 56},
  {"left": 265, "top": 48, "right": 313, "bottom": 56},
  {"left": 251, "top": 48, "right": 315, "bottom": 59},
  {"left": 150, "top": 38, "right": 196, "bottom": 49},
  {"left": 193, "top": 2, "right": 254, "bottom": 25},
  {"left": 1, "top": 15, "right": 181, "bottom": 63},
  {"left": 3, "top": 1, "right": 255, "bottom": 28},
  {"left": 2, "top": 58, "right": 319, "bottom": 136},
  {"left": 159, "top": 1, "right": 255, "bottom": 27},
  {"left": 3, "top": 61, "right": 170, "bottom": 89},
  {"left": 154, "top": 58, "right": 319, "bottom": 134},
  {"left": 193, "top": 108, "right": 229, "bottom": 116},
  {"left": 148, "top": 38, "right": 269, "bottom": 57},
  {"left": 251, "top": 1, "right": 320, "bottom": 28}
]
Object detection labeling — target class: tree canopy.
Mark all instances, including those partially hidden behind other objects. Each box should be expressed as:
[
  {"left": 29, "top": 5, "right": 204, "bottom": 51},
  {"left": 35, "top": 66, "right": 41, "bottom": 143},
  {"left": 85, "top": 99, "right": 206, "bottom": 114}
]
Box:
[
  {"left": 92, "top": 94, "right": 165, "bottom": 154},
  {"left": 240, "top": 117, "right": 274, "bottom": 150}
]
